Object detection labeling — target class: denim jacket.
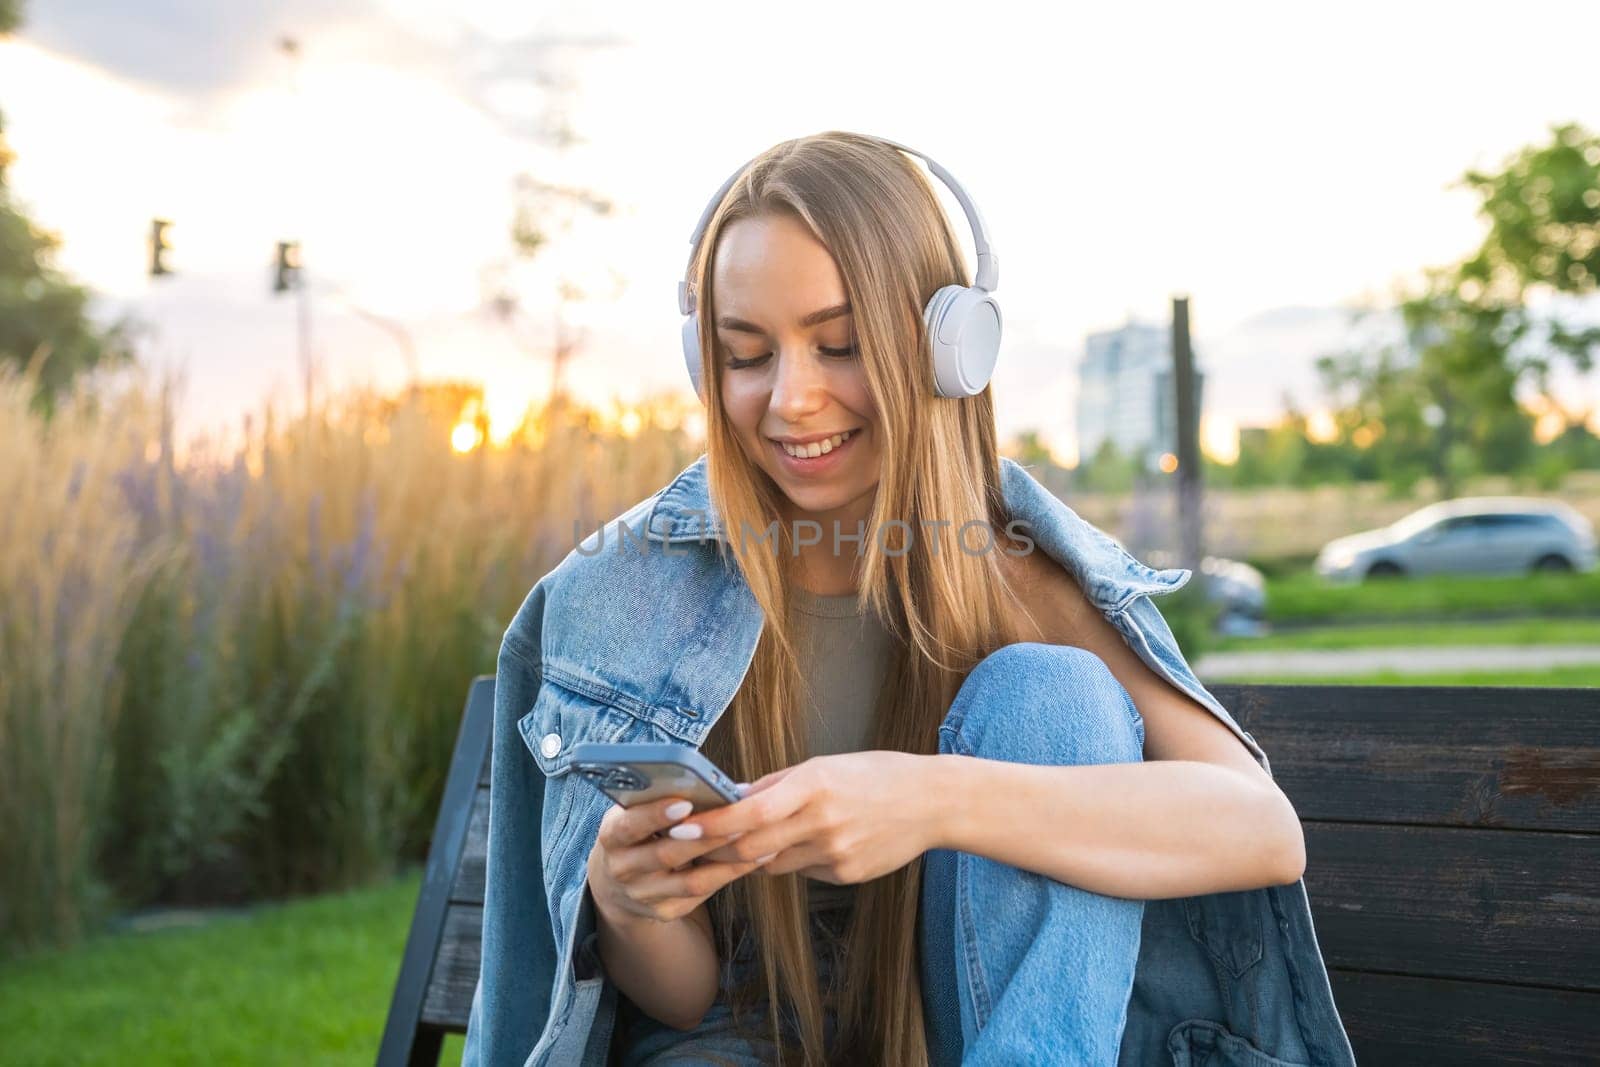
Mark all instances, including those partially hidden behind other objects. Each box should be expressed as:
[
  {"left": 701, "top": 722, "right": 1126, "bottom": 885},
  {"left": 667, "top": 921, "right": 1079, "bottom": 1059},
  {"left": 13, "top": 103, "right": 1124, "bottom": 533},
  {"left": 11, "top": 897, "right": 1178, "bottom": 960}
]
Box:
[{"left": 461, "top": 453, "right": 1356, "bottom": 1067}]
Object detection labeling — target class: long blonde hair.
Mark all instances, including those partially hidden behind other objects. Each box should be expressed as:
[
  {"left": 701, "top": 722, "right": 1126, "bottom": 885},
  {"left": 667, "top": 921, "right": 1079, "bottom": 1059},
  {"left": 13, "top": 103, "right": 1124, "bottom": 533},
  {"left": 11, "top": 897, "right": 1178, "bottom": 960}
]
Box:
[{"left": 690, "top": 131, "right": 1038, "bottom": 1065}]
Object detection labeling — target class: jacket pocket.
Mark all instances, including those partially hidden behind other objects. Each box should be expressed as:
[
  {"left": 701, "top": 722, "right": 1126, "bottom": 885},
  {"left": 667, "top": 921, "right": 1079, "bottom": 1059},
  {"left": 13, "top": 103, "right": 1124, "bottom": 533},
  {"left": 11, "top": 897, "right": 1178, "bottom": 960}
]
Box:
[
  {"left": 517, "top": 673, "right": 638, "bottom": 872},
  {"left": 1182, "top": 889, "right": 1264, "bottom": 979},
  {"left": 1167, "top": 1019, "right": 1313, "bottom": 1067}
]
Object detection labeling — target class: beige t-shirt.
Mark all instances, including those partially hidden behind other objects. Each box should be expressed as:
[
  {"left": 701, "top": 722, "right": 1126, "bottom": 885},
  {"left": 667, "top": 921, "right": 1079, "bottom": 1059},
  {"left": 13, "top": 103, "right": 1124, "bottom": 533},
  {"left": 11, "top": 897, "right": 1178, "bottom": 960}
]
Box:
[{"left": 790, "top": 585, "right": 897, "bottom": 911}]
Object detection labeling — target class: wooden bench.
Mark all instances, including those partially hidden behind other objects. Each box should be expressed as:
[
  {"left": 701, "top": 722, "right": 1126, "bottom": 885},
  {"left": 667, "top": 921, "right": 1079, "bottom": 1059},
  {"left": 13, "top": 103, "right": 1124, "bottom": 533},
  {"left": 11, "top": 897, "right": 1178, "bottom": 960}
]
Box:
[{"left": 378, "top": 676, "right": 1600, "bottom": 1065}]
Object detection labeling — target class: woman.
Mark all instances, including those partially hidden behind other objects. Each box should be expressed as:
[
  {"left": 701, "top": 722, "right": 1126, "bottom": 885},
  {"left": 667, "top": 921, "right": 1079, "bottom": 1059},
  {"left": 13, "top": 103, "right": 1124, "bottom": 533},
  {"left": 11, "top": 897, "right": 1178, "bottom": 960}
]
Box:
[{"left": 462, "top": 132, "right": 1354, "bottom": 1067}]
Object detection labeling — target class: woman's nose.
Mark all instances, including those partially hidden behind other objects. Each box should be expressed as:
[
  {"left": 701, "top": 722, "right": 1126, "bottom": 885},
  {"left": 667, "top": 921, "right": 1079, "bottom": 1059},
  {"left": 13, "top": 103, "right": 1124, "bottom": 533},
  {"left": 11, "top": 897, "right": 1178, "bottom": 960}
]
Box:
[{"left": 768, "top": 347, "right": 827, "bottom": 416}]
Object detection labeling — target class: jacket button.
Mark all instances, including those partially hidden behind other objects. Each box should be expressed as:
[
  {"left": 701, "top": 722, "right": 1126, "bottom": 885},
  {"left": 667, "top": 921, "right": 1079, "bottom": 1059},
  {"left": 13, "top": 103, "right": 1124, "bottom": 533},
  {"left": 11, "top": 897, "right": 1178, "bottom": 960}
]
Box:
[{"left": 540, "top": 732, "right": 562, "bottom": 758}]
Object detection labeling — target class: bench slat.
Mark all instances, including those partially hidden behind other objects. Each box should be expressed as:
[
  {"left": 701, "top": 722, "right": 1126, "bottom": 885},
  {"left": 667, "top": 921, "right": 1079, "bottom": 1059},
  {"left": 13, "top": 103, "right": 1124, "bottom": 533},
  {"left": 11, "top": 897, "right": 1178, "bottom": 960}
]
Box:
[
  {"left": 451, "top": 785, "right": 489, "bottom": 905},
  {"left": 1304, "top": 822, "right": 1600, "bottom": 991},
  {"left": 420, "top": 904, "right": 482, "bottom": 1029},
  {"left": 1330, "top": 968, "right": 1600, "bottom": 1065},
  {"left": 1211, "top": 684, "right": 1600, "bottom": 832}
]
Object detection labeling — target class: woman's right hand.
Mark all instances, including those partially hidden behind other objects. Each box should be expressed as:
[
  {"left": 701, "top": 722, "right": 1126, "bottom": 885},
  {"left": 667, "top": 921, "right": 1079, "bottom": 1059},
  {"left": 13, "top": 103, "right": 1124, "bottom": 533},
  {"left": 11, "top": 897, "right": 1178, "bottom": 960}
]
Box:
[{"left": 587, "top": 795, "right": 776, "bottom": 925}]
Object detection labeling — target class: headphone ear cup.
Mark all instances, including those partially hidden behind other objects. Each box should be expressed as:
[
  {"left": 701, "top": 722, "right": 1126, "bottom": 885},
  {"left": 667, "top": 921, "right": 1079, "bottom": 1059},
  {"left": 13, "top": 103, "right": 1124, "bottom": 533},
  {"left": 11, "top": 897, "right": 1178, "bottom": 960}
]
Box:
[
  {"left": 682, "top": 315, "right": 706, "bottom": 402},
  {"left": 923, "top": 285, "right": 1002, "bottom": 398}
]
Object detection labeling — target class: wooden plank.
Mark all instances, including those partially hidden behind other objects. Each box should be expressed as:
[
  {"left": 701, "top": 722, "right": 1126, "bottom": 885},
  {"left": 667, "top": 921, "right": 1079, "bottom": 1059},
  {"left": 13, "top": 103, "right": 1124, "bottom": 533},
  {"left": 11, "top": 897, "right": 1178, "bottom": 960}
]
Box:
[
  {"left": 420, "top": 903, "right": 482, "bottom": 1030},
  {"left": 1330, "top": 969, "right": 1600, "bottom": 1065},
  {"left": 1210, "top": 684, "right": 1600, "bottom": 832},
  {"left": 377, "top": 676, "right": 495, "bottom": 1066},
  {"left": 1302, "top": 822, "right": 1600, "bottom": 990},
  {"left": 451, "top": 785, "right": 489, "bottom": 905}
]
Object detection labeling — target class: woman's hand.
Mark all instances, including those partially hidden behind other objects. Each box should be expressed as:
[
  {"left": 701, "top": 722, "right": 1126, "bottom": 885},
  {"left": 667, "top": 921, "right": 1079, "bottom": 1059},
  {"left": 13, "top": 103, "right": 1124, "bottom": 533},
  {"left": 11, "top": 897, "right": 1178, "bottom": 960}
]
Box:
[
  {"left": 587, "top": 794, "right": 776, "bottom": 926},
  {"left": 680, "top": 751, "right": 944, "bottom": 885}
]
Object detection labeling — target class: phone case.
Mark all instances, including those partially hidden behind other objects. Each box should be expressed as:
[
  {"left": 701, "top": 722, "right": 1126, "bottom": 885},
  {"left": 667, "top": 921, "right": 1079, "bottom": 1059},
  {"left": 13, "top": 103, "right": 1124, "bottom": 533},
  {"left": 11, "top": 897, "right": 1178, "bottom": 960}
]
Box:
[{"left": 568, "top": 742, "right": 742, "bottom": 811}]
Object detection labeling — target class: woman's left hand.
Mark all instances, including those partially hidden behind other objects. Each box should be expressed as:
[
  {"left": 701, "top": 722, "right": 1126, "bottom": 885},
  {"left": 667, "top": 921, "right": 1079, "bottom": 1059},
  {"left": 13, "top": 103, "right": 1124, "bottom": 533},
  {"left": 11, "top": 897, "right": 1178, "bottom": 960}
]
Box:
[{"left": 677, "top": 751, "right": 946, "bottom": 885}]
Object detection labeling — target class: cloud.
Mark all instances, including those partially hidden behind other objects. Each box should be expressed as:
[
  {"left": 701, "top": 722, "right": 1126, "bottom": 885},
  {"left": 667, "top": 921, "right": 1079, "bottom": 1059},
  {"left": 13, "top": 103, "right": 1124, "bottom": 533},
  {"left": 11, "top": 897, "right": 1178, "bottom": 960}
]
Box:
[
  {"left": 18, "top": 0, "right": 375, "bottom": 97},
  {"left": 15, "top": 1, "right": 623, "bottom": 155}
]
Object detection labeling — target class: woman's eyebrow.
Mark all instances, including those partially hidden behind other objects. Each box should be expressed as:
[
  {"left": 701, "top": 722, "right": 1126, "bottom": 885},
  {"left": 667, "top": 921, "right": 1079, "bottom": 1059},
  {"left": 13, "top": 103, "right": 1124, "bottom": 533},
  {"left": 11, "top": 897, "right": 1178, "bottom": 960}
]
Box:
[{"left": 716, "top": 302, "right": 852, "bottom": 334}]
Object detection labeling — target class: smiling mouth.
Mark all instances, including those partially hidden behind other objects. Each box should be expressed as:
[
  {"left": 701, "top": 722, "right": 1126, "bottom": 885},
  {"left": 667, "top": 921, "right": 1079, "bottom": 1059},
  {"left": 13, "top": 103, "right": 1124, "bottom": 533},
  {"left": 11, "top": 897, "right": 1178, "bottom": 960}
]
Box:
[{"left": 771, "top": 428, "right": 858, "bottom": 459}]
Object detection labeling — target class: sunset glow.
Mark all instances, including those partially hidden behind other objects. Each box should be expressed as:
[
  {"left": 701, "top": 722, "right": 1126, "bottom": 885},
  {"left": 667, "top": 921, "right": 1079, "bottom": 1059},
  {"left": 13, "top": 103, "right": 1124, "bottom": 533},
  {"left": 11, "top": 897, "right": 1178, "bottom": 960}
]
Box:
[
  {"left": 451, "top": 420, "right": 483, "bottom": 453},
  {"left": 1200, "top": 414, "right": 1240, "bottom": 465},
  {"left": 1305, "top": 409, "right": 1341, "bottom": 444}
]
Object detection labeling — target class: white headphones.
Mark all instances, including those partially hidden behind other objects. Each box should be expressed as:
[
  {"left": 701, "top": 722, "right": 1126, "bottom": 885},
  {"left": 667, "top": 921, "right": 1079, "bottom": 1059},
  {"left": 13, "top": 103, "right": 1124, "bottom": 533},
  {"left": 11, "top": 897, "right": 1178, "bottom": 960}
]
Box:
[{"left": 677, "top": 133, "right": 1001, "bottom": 401}]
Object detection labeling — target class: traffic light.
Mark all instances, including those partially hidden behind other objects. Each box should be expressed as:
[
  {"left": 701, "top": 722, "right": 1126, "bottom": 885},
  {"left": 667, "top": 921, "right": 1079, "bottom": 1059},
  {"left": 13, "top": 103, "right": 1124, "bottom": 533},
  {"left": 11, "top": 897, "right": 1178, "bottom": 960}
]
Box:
[
  {"left": 149, "top": 218, "right": 173, "bottom": 277},
  {"left": 273, "top": 240, "right": 302, "bottom": 294}
]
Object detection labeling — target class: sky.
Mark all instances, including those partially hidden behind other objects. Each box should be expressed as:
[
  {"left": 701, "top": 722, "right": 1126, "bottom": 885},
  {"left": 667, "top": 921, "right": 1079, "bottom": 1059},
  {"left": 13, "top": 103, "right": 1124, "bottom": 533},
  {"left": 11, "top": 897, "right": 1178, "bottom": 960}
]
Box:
[{"left": 3, "top": 0, "right": 1599, "bottom": 465}]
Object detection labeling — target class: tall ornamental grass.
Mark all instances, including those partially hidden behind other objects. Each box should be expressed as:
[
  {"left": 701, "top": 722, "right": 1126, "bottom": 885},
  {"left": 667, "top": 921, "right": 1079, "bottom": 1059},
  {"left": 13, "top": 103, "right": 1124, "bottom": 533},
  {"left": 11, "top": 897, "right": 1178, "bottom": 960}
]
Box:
[
  {"left": 1, "top": 363, "right": 172, "bottom": 952},
  {"left": 1, "top": 357, "right": 699, "bottom": 956}
]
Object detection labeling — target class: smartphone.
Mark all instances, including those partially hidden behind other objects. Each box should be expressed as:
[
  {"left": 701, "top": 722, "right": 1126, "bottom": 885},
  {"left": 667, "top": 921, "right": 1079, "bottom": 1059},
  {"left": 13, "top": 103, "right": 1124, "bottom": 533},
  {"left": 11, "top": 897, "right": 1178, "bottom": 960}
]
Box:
[{"left": 569, "top": 742, "right": 743, "bottom": 812}]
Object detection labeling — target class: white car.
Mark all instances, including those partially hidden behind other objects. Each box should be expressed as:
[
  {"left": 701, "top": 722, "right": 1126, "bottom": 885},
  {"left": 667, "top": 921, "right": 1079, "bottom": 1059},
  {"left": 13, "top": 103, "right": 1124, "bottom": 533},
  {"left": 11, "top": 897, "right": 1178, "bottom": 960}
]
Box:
[{"left": 1314, "top": 497, "right": 1599, "bottom": 582}]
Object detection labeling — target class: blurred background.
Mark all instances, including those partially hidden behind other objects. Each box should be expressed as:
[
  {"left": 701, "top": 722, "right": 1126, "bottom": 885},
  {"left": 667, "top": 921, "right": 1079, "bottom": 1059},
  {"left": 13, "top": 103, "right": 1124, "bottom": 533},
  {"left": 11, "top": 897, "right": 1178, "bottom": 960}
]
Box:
[{"left": 1, "top": 1, "right": 1597, "bottom": 1062}]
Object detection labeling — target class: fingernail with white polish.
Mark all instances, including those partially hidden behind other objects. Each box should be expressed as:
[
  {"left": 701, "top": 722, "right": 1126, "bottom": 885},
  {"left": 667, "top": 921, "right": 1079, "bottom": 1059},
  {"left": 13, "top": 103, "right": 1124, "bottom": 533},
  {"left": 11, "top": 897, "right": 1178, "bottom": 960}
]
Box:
[
  {"left": 756, "top": 852, "right": 777, "bottom": 863},
  {"left": 668, "top": 823, "right": 703, "bottom": 840},
  {"left": 663, "top": 800, "right": 693, "bottom": 820},
  {"left": 735, "top": 782, "right": 753, "bottom": 796}
]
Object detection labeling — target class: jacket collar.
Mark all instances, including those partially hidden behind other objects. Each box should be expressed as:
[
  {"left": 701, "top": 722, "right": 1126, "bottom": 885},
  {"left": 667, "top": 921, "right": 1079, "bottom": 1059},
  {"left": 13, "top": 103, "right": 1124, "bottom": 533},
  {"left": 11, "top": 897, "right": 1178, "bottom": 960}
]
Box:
[
  {"left": 644, "top": 453, "right": 729, "bottom": 544},
  {"left": 643, "top": 453, "right": 1190, "bottom": 609}
]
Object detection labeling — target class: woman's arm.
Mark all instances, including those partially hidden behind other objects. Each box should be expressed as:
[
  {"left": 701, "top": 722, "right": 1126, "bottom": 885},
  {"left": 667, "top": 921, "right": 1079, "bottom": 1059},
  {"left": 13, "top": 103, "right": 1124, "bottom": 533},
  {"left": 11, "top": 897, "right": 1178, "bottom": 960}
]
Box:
[
  {"left": 942, "top": 553, "right": 1305, "bottom": 898},
  {"left": 591, "top": 893, "right": 720, "bottom": 1031},
  {"left": 925, "top": 753, "right": 1303, "bottom": 899}
]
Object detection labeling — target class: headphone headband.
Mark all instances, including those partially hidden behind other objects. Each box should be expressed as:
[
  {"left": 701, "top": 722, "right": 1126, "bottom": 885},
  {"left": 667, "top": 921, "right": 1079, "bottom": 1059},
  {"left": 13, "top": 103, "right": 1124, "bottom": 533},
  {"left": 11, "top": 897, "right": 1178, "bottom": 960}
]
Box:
[{"left": 677, "top": 133, "right": 999, "bottom": 315}]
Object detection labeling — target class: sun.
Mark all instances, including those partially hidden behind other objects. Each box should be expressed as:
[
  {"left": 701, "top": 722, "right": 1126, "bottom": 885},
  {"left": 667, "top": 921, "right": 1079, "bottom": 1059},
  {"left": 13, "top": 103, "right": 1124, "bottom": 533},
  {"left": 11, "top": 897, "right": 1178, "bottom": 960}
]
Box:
[{"left": 451, "top": 421, "right": 484, "bottom": 453}]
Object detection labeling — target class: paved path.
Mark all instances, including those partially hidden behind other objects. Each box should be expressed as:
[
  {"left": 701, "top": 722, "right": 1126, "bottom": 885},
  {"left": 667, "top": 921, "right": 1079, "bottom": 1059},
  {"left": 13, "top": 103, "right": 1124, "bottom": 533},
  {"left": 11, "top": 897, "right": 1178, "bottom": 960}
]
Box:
[{"left": 1193, "top": 644, "right": 1600, "bottom": 679}]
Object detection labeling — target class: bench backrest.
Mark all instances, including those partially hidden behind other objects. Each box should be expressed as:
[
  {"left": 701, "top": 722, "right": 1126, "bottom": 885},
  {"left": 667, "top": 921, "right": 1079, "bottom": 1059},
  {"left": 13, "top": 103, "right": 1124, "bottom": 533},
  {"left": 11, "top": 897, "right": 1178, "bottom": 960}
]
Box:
[
  {"left": 378, "top": 677, "right": 1600, "bottom": 1066},
  {"left": 1211, "top": 682, "right": 1600, "bottom": 1066}
]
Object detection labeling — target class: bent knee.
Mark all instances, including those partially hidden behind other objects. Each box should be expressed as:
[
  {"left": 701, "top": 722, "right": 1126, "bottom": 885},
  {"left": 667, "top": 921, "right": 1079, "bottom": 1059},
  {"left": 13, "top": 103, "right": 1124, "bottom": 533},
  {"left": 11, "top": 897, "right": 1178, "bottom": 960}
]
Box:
[{"left": 942, "top": 642, "right": 1144, "bottom": 765}]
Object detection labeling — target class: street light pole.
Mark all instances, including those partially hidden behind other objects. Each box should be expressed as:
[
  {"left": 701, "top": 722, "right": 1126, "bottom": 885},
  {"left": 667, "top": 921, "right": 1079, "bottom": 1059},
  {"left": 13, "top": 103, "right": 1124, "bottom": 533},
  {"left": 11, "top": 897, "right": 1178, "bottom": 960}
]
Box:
[
  {"left": 276, "top": 35, "right": 316, "bottom": 422},
  {"left": 298, "top": 263, "right": 315, "bottom": 419},
  {"left": 1172, "top": 295, "right": 1204, "bottom": 575}
]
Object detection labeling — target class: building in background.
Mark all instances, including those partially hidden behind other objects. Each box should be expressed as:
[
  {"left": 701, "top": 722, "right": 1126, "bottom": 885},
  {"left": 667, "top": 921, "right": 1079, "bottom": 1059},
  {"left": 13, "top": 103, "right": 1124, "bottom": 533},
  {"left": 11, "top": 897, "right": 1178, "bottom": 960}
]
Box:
[{"left": 1076, "top": 319, "right": 1205, "bottom": 472}]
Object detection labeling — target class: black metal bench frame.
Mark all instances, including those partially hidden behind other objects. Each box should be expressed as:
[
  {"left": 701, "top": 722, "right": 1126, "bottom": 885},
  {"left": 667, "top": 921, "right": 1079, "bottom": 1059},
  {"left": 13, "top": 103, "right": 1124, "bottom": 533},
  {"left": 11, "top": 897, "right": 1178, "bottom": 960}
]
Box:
[
  {"left": 378, "top": 676, "right": 1600, "bottom": 1065},
  {"left": 378, "top": 676, "right": 494, "bottom": 1067}
]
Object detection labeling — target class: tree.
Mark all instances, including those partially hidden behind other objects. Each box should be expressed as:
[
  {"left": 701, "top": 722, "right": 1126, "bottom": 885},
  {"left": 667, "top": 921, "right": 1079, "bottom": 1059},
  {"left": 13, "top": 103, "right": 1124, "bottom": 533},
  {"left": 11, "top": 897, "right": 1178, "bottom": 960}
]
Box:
[
  {"left": 0, "top": 2, "right": 141, "bottom": 416},
  {"left": 1006, "top": 429, "right": 1054, "bottom": 468},
  {"left": 1074, "top": 438, "right": 1141, "bottom": 493},
  {"left": 1314, "top": 123, "right": 1600, "bottom": 496},
  {"left": 478, "top": 45, "right": 622, "bottom": 405},
  {"left": 1316, "top": 270, "right": 1536, "bottom": 498},
  {"left": 1462, "top": 122, "right": 1600, "bottom": 298},
  {"left": 1230, "top": 393, "right": 1314, "bottom": 488},
  {"left": 1004, "top": 429, "right": 1076, "bottom": 498},
  {"left": 1459, "top": 122, "right": 1600, "bottom": 421}
]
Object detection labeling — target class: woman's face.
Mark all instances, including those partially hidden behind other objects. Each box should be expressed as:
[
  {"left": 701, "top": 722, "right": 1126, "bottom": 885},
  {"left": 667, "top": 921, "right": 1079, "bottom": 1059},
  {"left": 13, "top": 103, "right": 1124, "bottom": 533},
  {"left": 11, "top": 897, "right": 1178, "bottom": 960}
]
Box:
[{"left": 712, "top": 213, "right": 880, "bottom": 530}]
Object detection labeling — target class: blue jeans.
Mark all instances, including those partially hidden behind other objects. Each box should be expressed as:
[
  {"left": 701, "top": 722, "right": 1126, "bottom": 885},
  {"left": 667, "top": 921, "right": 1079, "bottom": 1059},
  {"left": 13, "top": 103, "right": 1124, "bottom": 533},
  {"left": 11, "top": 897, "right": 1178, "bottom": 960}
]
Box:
[{"left": 616, "top": 643, "right": 1147, "bottom": 1066}]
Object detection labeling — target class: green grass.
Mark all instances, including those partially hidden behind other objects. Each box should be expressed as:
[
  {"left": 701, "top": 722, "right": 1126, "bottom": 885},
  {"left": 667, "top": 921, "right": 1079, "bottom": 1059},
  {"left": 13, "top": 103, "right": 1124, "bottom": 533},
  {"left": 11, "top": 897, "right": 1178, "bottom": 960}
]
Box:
[
  {"left": 1208, "top": 617, "right": 1600, "bottom": 653},
  {"left": 1264, "top": 569, "right": 1600, "bottom": 625},
  {"left": 1204, "top": 664, "right": 1600, "bottom": 687},
  {"left": 0, "top": 868, "right": 465, "bottom": 1066}
]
